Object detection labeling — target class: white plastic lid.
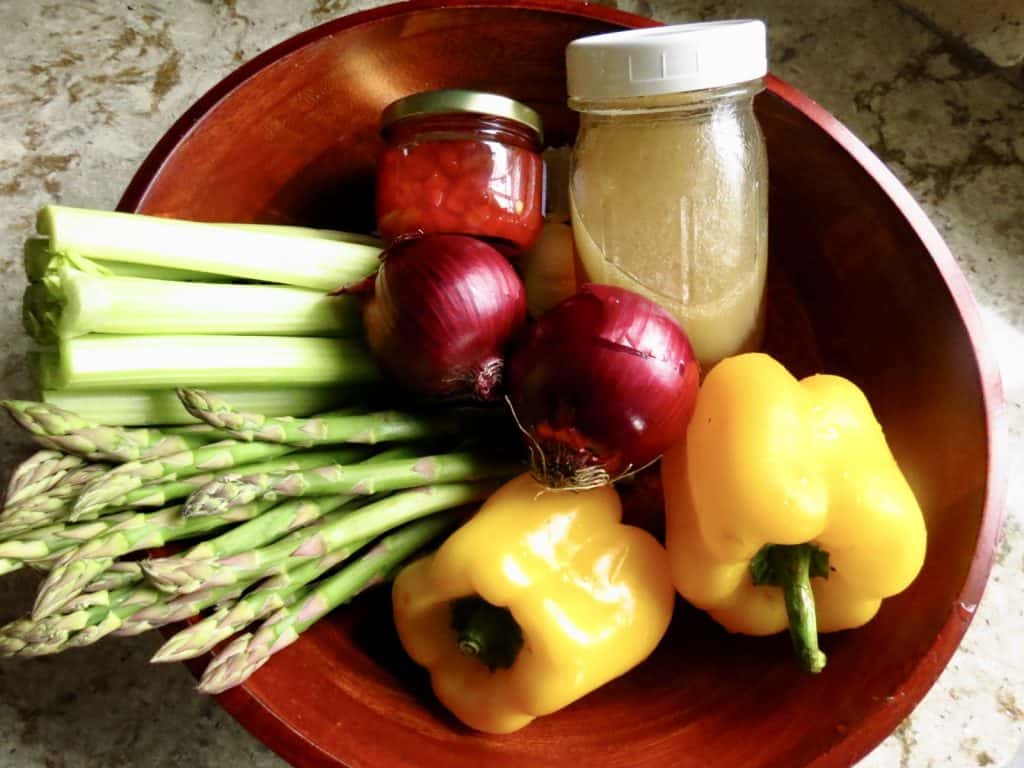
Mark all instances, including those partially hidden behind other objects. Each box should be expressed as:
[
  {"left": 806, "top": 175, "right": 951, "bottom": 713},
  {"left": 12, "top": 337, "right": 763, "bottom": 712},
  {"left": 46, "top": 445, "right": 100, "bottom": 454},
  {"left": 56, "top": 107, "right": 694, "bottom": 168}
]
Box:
[{"left": 566, "top": 21, "right": 767, "bottom": 101}]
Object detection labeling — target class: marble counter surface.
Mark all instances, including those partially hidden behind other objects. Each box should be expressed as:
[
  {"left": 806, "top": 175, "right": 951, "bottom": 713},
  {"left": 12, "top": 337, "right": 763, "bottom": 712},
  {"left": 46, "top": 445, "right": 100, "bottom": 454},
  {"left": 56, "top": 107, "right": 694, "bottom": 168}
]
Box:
[{"left": 0, "top": 1, "right": 1021, "bottom": 766}]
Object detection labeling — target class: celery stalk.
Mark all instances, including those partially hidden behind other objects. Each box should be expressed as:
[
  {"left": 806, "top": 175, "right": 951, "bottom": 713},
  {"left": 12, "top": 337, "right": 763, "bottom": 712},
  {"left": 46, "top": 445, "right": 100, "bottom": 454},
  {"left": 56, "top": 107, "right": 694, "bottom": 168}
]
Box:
[
  {"left": 37, "top": 335, "right": 380, "bottom": 391},
  {"left": 228, "top": 223, "right": 382, "bottom": 247},
  {"left": 25, "top": 240, "right": 235, "bottom": 283},
  {"left": 38, "top": 206, "right": 382, "bottom": 290},
  {"left": 25, "top": 267, "right": 359, "bottom": 341},
  {"left": 41, "top": 388, "right": 348, "bottom": 425}
]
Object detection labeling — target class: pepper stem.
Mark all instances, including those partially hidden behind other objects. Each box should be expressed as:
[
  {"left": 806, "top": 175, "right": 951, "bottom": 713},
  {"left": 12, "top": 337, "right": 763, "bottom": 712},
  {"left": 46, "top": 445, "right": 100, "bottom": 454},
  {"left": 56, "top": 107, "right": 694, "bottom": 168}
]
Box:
[
  {"left": 450, "top": 596, "right": 523, "bottom": 671},
  {"left": 751, "top": 543, "right": 829, "bottom": 674}
]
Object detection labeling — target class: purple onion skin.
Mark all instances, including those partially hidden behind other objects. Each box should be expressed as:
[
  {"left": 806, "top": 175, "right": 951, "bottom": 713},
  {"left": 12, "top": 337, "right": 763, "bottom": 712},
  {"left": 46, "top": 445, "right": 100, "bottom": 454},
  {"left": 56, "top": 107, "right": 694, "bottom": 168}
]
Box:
[
  {"left": 359, "top": 234, "right": 527, "bottom": 401},
  {"left": 506, "top": 283, "right": 700, "bottom": 488}
]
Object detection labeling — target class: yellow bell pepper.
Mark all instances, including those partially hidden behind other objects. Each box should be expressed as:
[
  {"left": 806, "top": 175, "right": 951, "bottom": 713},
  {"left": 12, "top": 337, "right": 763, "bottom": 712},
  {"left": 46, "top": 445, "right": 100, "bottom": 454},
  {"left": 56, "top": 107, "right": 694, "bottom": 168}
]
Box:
[
  {"left": 661, "top": 353, "right": 926, "bottom": 673},
  {"left": 392, "top": 472, "right": 675, "bottom": 734}
]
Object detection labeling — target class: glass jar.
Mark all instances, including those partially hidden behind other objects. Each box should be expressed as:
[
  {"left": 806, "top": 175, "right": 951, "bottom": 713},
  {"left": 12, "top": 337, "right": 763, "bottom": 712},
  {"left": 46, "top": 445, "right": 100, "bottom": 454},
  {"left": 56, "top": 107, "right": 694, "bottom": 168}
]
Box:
[
  {"left": 376, "top": 89, "right": 545, "bottom": 251},
  {"left": 566, "top": 22, "right": 769, "bottom": 369}
]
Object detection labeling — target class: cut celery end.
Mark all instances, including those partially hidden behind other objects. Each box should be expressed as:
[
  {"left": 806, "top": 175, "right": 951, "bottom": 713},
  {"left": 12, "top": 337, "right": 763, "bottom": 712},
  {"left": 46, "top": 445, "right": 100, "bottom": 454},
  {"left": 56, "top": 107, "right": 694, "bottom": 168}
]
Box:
[
  {"left": 42, "top": 387, "right": 350, "bottom": 425},
  {"left": 38, "top": 335, "right": 381, "bottom": 391},
  {"left": 38, "top": 206, "right": 382, "bottom": 290}
]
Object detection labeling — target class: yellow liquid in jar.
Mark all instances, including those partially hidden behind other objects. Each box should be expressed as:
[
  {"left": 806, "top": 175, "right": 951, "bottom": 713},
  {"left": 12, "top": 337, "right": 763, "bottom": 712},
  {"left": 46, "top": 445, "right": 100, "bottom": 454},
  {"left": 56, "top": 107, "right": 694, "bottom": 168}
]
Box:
[{"left": 569, "top": 106, "right": 767, "bottom": 369}]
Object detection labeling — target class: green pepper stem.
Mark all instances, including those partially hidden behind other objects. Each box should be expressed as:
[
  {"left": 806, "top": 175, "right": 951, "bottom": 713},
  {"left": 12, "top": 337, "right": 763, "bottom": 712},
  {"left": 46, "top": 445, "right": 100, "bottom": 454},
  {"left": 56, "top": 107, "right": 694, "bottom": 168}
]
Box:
[
  {"left": 764, "top": 544, "right": 827, "bottom": 673},
  {"left": 450, "top": 596, "right": 523, "bottom": 671}
]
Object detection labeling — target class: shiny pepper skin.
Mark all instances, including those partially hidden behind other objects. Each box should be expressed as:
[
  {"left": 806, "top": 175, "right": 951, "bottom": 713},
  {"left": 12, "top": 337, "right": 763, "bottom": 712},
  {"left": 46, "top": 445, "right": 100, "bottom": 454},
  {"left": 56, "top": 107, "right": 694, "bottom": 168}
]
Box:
[
  {"left": 662, "top": 353, "right": 927, "bottom": 638},
  {"left": 392, "top": 473, "right": 675, "bottom": 734}
]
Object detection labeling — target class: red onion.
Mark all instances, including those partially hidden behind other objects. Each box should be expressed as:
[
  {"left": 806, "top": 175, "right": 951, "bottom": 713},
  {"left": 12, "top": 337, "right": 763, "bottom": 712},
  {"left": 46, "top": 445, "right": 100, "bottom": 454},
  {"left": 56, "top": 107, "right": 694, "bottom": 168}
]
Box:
[
  {"left": 351, "top": 234, "right": 527, "bottom": 400},
  {"left": 506, "top": 283, "right": 699, "bottom": 489}
]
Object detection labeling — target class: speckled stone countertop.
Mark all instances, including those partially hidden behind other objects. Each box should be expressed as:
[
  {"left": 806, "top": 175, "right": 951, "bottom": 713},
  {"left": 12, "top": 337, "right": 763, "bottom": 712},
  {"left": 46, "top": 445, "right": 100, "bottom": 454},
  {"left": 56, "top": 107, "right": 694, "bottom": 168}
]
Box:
[{"left": 0, "top": 1, "right": 1021, "bottom": 766}]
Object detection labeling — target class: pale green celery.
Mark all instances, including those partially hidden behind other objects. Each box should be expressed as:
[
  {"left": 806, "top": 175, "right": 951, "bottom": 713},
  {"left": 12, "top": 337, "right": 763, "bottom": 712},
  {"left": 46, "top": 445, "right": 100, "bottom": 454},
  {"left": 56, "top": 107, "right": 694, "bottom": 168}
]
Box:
[
  {"left": 38, "top": 206, "right": 382, "bottom": 290},
  {"left": 37, "top": 335, "right": 380, "bottom": 391},
  {"left": 228, "top": 223, "right": 381, "bottom": 247},
  {"left": 27, "top": 267, "right": 359, "bottom": 340},
  {"left": 41, "top": 387, "right": 349, "bottom": 426},
  {"left": 24, "top": 241, "right": 233, "bottom": 283}
]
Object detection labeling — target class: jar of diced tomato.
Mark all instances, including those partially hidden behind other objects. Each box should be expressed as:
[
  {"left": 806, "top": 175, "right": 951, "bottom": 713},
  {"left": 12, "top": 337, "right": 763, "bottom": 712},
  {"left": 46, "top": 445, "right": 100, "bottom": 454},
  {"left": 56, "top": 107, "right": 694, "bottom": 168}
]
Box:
[{"left": 376, "top": 89, "right": 545, "bottom": 252}]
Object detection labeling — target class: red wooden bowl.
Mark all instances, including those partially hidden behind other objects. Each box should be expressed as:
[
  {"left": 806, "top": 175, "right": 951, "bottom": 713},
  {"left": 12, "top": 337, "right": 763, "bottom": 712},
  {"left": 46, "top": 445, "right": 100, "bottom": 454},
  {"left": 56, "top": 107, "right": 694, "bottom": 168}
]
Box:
[{"left": 119, "top": 2, "right": 1007, "bottom": 766}]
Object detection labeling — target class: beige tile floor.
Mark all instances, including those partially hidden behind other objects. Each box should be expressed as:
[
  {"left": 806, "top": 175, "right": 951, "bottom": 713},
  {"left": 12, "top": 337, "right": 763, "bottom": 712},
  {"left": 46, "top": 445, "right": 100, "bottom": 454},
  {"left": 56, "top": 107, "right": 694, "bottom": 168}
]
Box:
[{"left": 0, "top": 1, "right": 1021, "bottom": 766}]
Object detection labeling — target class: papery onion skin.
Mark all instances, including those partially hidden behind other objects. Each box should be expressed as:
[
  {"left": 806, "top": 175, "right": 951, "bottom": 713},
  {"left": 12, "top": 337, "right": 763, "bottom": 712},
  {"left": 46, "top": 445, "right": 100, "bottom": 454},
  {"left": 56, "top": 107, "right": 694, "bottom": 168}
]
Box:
[
  {"left": 506, "top": 283, "right": 700, "bottom": 488},
  {"left": 356, "top": 234, "right": 527, "bottom": 401}
]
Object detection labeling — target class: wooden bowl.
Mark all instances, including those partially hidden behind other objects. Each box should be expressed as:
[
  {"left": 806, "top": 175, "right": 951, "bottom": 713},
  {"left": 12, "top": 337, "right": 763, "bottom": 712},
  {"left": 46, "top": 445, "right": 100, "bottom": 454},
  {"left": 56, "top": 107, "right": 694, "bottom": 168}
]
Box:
[{"left": 119, "top": 1, "right": 1007, "bottom": 766}]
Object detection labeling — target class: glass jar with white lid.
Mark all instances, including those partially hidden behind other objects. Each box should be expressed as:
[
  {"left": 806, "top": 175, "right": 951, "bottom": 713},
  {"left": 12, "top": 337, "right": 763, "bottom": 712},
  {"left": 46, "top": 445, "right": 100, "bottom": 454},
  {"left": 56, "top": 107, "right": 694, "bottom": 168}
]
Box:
[{"left": 566, "top": 21, "right": 769, "bottom": 369}]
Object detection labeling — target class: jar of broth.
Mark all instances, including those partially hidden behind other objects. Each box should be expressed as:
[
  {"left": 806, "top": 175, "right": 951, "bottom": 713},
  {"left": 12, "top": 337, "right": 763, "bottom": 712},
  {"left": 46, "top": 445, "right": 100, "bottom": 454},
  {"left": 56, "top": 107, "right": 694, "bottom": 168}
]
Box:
[{"left": 566, "top": 21, "right": 769, "bottom": 368}]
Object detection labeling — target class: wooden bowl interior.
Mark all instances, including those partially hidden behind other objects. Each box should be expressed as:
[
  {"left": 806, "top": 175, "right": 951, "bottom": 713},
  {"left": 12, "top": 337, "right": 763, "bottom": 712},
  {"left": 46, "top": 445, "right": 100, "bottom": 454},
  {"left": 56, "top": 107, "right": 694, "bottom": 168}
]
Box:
[{"left": 125, "top": 5, "right": 991, "bottom": 767}]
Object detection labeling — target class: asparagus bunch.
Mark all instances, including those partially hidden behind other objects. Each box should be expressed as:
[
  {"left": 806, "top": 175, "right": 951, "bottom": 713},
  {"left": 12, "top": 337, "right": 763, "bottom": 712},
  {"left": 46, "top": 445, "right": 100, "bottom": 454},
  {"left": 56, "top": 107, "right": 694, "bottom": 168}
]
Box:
[
  {"left": 0, "top": 387, "right": 516, "bottom": 695},
  {"left": 198, "top": 511, "right": 459, "bottom": 693}
]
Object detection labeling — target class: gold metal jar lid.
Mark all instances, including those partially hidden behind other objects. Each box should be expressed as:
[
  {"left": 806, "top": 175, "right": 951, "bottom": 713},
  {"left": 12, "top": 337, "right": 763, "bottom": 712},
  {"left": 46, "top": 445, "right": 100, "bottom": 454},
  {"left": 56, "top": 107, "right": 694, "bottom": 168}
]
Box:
[{"left": 380, "top": 89, "right": 544, "bottom": 142}]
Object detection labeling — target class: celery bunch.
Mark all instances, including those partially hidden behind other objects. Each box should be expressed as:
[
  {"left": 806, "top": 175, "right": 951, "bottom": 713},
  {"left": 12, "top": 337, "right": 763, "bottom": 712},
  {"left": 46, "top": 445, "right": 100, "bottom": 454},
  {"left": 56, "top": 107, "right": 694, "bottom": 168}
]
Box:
[{"left": 23, "top": 206, "right": 386, "bottom": 422}]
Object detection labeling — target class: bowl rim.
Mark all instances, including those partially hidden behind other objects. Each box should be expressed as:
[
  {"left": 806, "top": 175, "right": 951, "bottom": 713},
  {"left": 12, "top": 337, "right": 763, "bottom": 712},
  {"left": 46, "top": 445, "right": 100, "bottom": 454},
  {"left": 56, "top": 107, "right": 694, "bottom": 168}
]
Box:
[{"left": 117, "top": 1, "right": 1009, "bottom": 766}]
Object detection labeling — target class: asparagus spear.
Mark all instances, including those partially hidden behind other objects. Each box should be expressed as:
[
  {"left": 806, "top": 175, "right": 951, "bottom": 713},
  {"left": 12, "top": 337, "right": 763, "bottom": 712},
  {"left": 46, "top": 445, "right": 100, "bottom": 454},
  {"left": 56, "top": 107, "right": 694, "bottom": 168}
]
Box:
[
  {"left": 185, "top": 451, "right": 518, "bottom": 518},
  {"left": 41, "top": 386, "right": 351, "bottom": 427},
  {"left": 2, "top": 400, "right": 225, "bottom": 463},
  {"left": 2, "top": 450, "right": 337, "bottom": 534},
  {"left": 32, "top": 499, "right": 276, "bottom": 620},
  {"left": 178, "top": 389, "right": 483, "bottom": 447},
  {"left": 0, "top": 585, "right": 163, "bottom": 657},
  {"left": 72, "top": 441, "right": 296, "bottom": 521},
  {"left": 142, "top": 497, "right": 355, "bottom": 593},
  {"left": 152, "top": 535, "right": 373, "bottom": 663},
  {"left": 142, "top": 447, "right": 415, "bottom": 592},
  {"left": 0, "top": 512, "right": 135, "bottom": 562},
  {"left": 94, "top": 447, "right": 366, "bottom": 513},
  {"left": 0, "top": 558, "right": 23, "bottom": 576},
  {"left": 148, "top": 482, "right": 492, "bottom": 595},
  {"left": 4, "top": 450, "right": 87, "bottom": 507},
  {"left": 85, "top": 561, "right": 143, "bottom": 593},
  {"left": 198, "top": 511, "right": 459, "bottom": 694}
]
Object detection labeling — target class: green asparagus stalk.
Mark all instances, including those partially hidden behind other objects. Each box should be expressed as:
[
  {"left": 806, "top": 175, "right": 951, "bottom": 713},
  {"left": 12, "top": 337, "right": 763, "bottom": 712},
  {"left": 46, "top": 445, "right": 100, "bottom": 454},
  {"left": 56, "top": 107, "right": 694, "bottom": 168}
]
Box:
[
  {"left": 38, "top": 206, "right": 382, "bottom": 290},
  {"left": 152, "top": 535, "right": 373, "bottom": 663},
  {"left": 185, "top": 451, "right": 519, "bottom": 518},
  {"left": 198, "top": 512, "right": 459, "bottom": 694},
  {"left": 41, "top": 387, "right": 350, "bottom": 427},
  {"left": 95, "top": 447, "right": 366, "bottom": 514},
  {"left": 142, "top": 448, "right": 414, "bottom": 592},
  {"left": 3, "top": 463, "right": 109, "bottom": 518},
  {"left": 2, "top": 400, "right": 224, "bottom": 462},
  {"left": 26, "top": 266, "right": 362, "bottom": 341},
  {"left": 0, "top": 585, "right": 163, "bottom": 657},
  {"left": 0, "top": 558, "right": 23, "bottom": 576},
  {"left": 4, "top": 450, "right": 86, "bottom": 507},
  {"left": 0, "top": 512, "right": 135, "bottom": 562},
  {"left": 85, "top": 561, "right": 143, "bottom": 593},
  {"left": 113, "top": 578, "right": 266, "bottom": 638},
  {"left": 179, "top": 388, "right": 482, "bottom": 447},
  {"left": 32, "top": 499, "right": 276, "bottom": 620},
  {"left": 148, "top": 482, "right": 491, "bottom": 596},
  {"left": 142, "top": 497, "right": 354, "bottom": 593},
  {"left": 72, "top": 441, "right": 297, "bottom": 521},
  {"left": 36, "top": 335, "right": 381, "bottom": 392}
]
